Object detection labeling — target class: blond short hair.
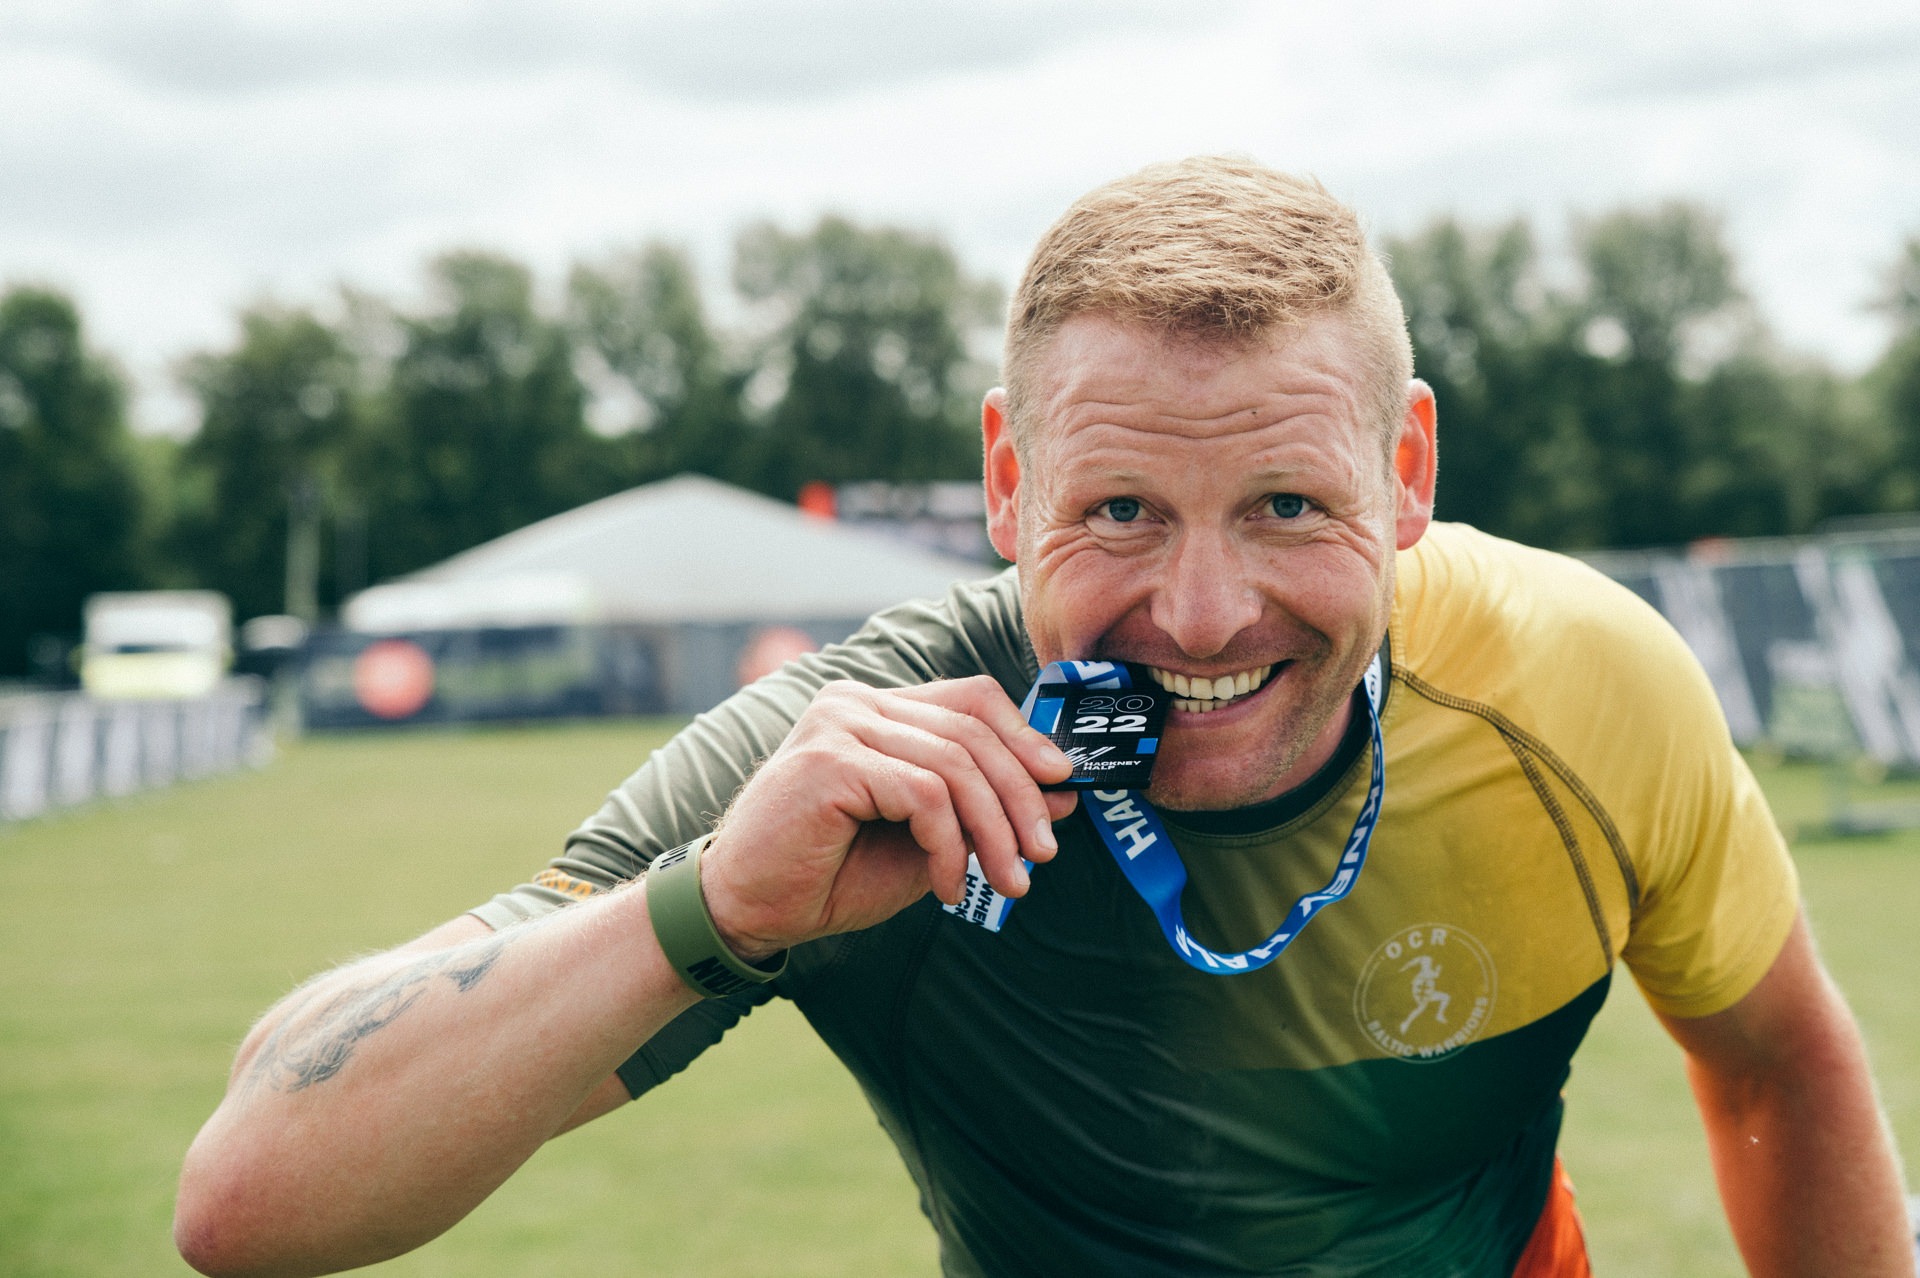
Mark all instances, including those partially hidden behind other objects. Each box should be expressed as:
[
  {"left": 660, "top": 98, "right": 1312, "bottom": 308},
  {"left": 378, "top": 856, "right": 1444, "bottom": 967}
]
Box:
[{"left": 1003, "top": 156, "right": 1412, "bottom": 459}]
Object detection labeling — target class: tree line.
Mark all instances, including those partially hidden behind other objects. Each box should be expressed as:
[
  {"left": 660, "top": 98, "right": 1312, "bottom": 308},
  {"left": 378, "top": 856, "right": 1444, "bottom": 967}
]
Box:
[
  {"left": 1, "top": 218, "right": 999, "bottom": 678},
  {"left": 1390, "top": 207, "right": 1920, "bottom": 549},
  {"left": 3, "top": 206, "right": 1919, "bottom": 679}
]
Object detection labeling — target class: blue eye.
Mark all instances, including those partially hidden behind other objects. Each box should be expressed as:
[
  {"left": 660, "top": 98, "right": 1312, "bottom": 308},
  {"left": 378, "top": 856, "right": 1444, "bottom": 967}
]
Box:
[
  {"left": 1269, "top": 494, "right": 1307, "bottom": 519},
  {"left": 1103, "top": 497, "right": 1142, "bottom": 523}
]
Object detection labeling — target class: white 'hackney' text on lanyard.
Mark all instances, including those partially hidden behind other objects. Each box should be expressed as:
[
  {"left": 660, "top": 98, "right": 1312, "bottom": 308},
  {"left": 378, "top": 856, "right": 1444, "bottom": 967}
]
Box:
[{"left": 941, "top": 655, "right": 1386, "bottom": 974}]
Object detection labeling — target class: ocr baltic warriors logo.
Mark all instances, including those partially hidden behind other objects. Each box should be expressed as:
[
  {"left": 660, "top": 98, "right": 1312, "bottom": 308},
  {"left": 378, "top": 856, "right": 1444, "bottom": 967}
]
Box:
[{"left": 1353, "top": 924, "right": 1497, "bottom": 1062}]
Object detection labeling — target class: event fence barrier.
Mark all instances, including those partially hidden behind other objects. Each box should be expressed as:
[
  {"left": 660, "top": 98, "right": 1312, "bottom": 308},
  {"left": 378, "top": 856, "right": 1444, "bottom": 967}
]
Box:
[
  {"left": 0, "top": 679, "right": 270, "bottom": 824},
  {"left": 1585, "top": 527, "right": 1920, "bottom": 775}
]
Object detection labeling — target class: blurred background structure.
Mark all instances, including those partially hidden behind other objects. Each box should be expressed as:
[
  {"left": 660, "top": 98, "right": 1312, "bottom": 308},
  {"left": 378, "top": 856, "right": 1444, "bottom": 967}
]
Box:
[
  {"left": 1591, "top": 530, "right": 1920, "bottom": 765},
  {"left": 308, "top": 473, "right": 986, "bottom": 726}
]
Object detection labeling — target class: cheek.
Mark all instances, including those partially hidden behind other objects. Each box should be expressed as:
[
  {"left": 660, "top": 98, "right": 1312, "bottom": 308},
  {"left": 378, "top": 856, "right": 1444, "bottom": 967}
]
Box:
[
  {"left": 1022, "top": 534, "right": 1149, "bottom": 650},
  {"left": 1257, "top": 544, "right": 1392, "bottom": 632},
  {"left": 1025, "top": 520, "right": 1131, "bottom": 584}
]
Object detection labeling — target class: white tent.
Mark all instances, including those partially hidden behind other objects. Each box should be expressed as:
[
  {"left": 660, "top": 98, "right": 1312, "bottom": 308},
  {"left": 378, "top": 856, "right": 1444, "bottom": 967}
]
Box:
[
  {"left": 329, "top": 475, "right": 997, "bottom": 717},
  {"left": 345, "top": 473, "right": 992, "bottom": 633}
]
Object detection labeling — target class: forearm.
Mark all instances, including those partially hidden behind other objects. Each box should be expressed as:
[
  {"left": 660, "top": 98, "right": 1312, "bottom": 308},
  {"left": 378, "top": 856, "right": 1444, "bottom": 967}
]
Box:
[
  {"left": 175, "top": 674, "right": 1073, "bottom": 1277},
  {"left": 1666, "top": 914, "right": 1914, "bottom": 1277},
  {"left": 1687, "top": 1026, "right": 1911, "bottom": 1276},
  {"left": 176, "top": 881, "right": 699, "bottom": 1277}
]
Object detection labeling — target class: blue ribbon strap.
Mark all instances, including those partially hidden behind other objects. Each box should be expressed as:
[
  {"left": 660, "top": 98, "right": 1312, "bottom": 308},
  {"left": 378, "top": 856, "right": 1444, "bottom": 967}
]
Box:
[{"left": 943, "top": 655, "right": 1386, "bottom": 975}]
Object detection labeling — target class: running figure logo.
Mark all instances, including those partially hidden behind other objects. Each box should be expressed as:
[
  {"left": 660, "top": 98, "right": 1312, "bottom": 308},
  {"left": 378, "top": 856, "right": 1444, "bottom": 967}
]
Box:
[
  {"left": 1354, "top": 924, "right": 1496, "bottom": 1062},
  {"left": 1397, "top": 954, "right": 1452, "bottom": 1035}
]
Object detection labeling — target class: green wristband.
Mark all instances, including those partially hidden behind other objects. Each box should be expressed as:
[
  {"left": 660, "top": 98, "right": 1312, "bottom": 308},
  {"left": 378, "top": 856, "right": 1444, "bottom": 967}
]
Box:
[{"left": 646, "top": 833, "right": 788, "bottom": 998}]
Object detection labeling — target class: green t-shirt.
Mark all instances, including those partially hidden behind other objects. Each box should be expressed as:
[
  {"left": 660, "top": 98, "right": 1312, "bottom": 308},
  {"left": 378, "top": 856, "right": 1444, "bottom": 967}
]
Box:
[{"left": 472, "top": 523, "right": 1798, "bottom": 1277}]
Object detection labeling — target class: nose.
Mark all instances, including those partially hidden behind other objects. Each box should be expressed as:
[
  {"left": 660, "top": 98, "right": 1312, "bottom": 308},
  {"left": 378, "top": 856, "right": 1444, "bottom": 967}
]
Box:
[{"left": 1148, "top": 527, "right": 1263, "bottom": 660}]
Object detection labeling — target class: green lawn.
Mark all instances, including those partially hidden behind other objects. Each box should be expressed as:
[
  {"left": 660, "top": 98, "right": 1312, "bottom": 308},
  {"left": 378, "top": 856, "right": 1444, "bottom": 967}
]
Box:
[{"left": 0, "top": 724, "right": 1914, "bottom": 1276}]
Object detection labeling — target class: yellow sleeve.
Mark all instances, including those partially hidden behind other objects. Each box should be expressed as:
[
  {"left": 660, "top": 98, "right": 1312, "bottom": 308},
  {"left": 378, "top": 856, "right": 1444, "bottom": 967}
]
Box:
[
  {"left": 1614, "top": 608, "right": 1800, "bottom": 1020},
  {"left": 1395, "top": 527, "right": 1800, "bottom": 1020}
]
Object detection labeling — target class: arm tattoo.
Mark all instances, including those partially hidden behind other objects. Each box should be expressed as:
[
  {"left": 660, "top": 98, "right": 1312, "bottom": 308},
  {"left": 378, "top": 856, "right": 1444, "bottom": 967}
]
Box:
[
  {"left": 445, "top": 942, "right": 504, "bottom": 992},
  {"left": 250, "top": 934, "right": 513, "bottom": 1093}
]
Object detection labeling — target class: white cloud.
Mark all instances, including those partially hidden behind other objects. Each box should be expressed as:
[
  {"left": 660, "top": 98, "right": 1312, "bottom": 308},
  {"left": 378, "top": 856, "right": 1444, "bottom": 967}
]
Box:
[
  {"left": 1, "top": 0, "right": 1916, "bottom": 432},
  {"left": 13, "top": 0, "right": 1202, "bottom": 101}
]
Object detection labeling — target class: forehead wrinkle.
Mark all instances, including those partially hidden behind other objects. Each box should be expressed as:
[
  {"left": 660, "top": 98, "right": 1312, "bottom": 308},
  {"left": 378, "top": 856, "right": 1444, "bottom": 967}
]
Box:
[
  {"left": 1042, "top": 378, "right": 1361, "bottom": 445},
  {"left": 1035, "top": 325, "right": 1361, "bottom": 414},
  {"left": 1023, "top": 315, "right": 1382, "bottom": 484},
  {"left": 1040, "top": 404, "right": 1363, "bottom": 486}
]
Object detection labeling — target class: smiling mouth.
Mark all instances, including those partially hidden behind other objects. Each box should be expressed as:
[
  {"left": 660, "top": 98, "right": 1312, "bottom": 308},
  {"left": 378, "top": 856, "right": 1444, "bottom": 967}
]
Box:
[{"left": 1146, "top": 664, "right": 1278, "bottom": 714}]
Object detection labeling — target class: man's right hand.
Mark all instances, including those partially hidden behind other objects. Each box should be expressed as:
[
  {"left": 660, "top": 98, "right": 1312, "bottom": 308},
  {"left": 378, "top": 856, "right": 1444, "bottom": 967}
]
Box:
[{"left": 701, "top": 675, "right": 1079, "bottom": 960}]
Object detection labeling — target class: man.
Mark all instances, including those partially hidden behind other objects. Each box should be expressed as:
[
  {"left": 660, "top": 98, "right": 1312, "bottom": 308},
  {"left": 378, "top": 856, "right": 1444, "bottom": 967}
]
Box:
[{"left": 176, "top": 158, "right": 1913, "bottom": 1277}]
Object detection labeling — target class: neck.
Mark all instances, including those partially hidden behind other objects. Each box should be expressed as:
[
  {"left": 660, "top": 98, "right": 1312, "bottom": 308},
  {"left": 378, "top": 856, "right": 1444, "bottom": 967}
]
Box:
[
  {"left": 1170, "top": 685, "right": 1372, "bottom": 835},
  {"left": 1264, "top": 694, "right": 1358, "bottom": 802}
]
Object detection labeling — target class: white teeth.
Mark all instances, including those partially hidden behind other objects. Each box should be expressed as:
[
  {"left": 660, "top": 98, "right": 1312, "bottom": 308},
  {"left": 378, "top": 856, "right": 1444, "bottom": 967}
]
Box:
[{"left": 1149, "top": 663, "right": 1278, "bottom": 712}]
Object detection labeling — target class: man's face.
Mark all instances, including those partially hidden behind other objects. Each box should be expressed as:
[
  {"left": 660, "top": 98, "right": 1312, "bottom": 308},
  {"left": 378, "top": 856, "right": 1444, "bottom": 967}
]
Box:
[{"left": 983, "top": 313, "right": 1435, "bottom": 811}]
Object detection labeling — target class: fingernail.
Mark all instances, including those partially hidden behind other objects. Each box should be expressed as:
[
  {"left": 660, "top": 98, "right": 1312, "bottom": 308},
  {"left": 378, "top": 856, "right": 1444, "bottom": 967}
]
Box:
[
  {"left": 1035, "top": 818, "right": 1057, "bottom": 852},
  {"left": 1011, "top": 861, "right": 1030, "bottom": 893}
]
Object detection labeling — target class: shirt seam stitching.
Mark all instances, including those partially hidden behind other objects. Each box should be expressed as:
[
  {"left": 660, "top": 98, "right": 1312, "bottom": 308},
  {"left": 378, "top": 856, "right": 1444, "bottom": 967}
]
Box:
[
  {"left": 1397, "top": 669, "right": 1643, "bottom": 913},
  {"left": 1505, "top": 736, "right": 1616, "bottom": 968}
]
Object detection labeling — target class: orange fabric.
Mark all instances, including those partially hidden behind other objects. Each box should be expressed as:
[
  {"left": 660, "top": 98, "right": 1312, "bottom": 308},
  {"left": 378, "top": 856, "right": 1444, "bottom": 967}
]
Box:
[{"left": 1512, "top": 1160, "right": 1592, "bottom": 1277}]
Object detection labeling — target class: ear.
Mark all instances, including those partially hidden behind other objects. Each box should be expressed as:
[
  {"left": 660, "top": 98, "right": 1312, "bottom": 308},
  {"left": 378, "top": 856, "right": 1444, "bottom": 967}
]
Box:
[
  {"left": 1394, "top": 379, "right": 1438, "bottom": 551},
  {"left": 982, "top": 388, "right": 1023, "bottom": 562}
]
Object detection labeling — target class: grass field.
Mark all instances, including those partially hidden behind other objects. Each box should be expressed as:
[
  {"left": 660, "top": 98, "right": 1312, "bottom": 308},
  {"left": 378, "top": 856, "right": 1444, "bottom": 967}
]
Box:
[{"left": 1, "top": 721, "right": 1916, "bottom": 1277}]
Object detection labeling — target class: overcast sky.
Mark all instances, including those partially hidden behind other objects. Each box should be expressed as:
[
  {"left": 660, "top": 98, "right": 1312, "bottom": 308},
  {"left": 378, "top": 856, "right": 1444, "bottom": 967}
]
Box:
[{"left": 5, "top": 0, "right": 1919, "bottom": 434}]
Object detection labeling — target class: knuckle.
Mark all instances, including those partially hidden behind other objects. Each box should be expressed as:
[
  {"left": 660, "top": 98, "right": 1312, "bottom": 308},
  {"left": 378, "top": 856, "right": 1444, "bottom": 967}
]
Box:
[
  {"left": 813, "top": 679, "right": 877, "bottom": 712},
  {"left": 930, "top": 673, "right": 997, "bottom": 704},
  {"left": 801, "top": 683, "right": 888, "bottom": 735},
  {"left": 961, "top": 674, "right": 1014, "bottom": 709},
  {"left": 926, "top": 702, "right": 1000, "bottom": 754},
  {"left": 929, "top": 735, "right": 978, "bottom": 774},
  {"left": 785, "top": 739, "right": 841, "bottom": 775},
  {"left": 902, "top": 765, "right": 946, "bottom": 806}
]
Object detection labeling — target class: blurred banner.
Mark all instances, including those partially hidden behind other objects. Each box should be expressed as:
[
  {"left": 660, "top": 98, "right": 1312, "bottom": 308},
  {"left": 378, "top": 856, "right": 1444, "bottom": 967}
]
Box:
[
  {"left": 0, "top": 679, "right": 270, "bottom": 823},
  {"left": 299, "top": 617, "right": 861, "bottom": 729},
  {"left": 1586, "top": 528, "right": 1920, "bottom": 767},
  {"left": 828, "top": 481, "right": 994, "bottom": 563},
  {"left": 302, "top": 625, "right": 663, "bottom": 729}
]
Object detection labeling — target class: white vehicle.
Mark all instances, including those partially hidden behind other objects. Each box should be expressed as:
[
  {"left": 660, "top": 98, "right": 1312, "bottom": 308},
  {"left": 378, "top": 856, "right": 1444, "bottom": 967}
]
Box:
[{"left": 81, "top": 591, "right": 232, "bottom": 700}]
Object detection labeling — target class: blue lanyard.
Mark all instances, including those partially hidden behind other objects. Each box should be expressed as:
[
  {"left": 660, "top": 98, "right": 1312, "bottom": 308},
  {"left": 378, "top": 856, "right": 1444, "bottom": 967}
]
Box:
[{"left": 943, "top": 655, "right": 1386, "bottom": 974}]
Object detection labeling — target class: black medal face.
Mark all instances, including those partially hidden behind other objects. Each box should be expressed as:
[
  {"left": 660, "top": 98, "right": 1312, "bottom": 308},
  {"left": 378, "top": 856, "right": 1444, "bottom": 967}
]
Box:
[{"left": 1030, "top": 672, "right": 1169, "bottom": 790}]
